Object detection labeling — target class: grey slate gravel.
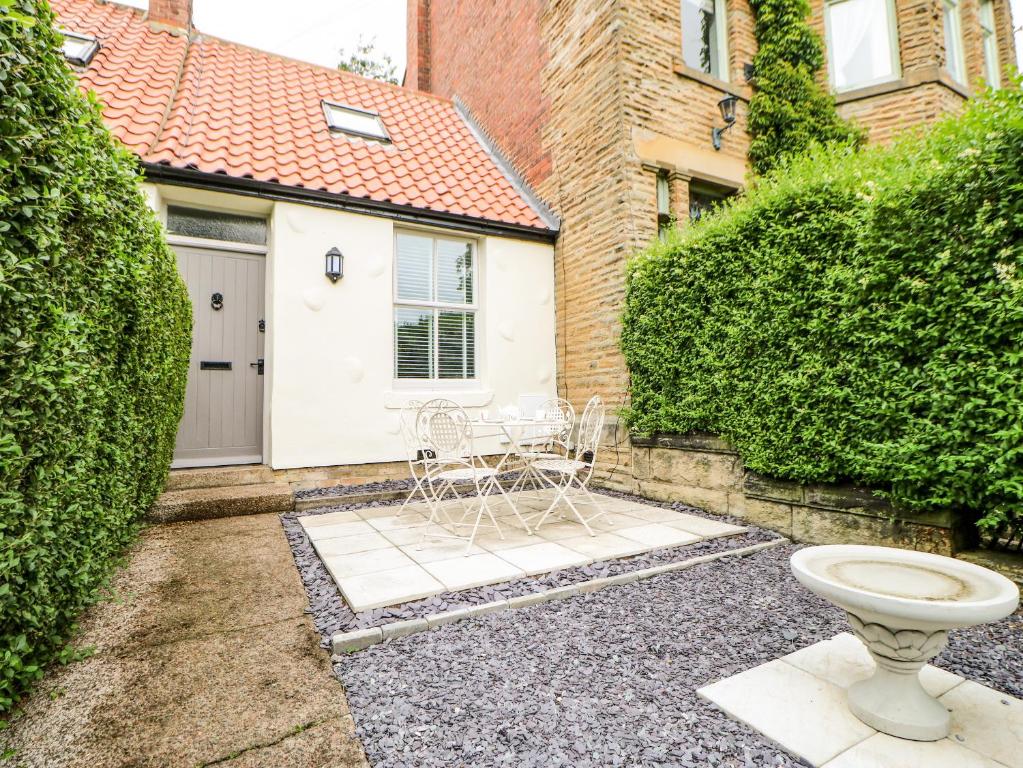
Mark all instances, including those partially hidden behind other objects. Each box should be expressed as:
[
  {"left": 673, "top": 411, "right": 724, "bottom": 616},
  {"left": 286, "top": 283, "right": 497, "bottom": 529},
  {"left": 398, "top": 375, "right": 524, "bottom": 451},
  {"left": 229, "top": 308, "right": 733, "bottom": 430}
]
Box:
[{"left": 280, "top": 486, "right": 1022, "bottom": 767}]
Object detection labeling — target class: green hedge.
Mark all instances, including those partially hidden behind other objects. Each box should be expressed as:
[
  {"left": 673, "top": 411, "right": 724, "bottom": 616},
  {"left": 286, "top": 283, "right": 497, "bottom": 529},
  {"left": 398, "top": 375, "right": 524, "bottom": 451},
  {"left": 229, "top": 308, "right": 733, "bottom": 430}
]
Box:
[
  {"left": 622, "top": 86, "right": 1023, "bottom": 536},
  {"left": 0, "top": 1, "right": 191, "bottom": 713},
  {"left": 747, "top": 0, "right": 863, "bottom": 175}
]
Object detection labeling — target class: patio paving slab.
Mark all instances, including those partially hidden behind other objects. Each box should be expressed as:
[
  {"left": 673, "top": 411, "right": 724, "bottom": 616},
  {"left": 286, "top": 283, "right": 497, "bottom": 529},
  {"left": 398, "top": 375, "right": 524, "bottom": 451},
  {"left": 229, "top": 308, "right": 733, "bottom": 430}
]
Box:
[
  {"left": 304, "top": 519, "right": 377, "bottom": 541},
  {"left": 421, "top": 553, "right": 525, "bottom": 590},
  {"left": 699, "top": 632, "right": 1022, "bottom": 767},
  {"left": 495, "top": 540, "right": 590, "bottom": 575},
  {"left": 323, "top": 547, "right": 418, "bottom": 580},
  {"left": 615, "top": 522, "right": 702, "bottom": 548},
  {"left": 558, "top": 531, "right": 650, "bottom": 560},
  {"left": 313, "top": 531, "right": 393, "bottom": 557},
  {"left": 0, "top": 513, "right": 366, "bottom": 768},
  {"left": 825, "top": 732, "right": 1005, "bottom": 768},
  {"left": 942, "top": 680, "right": 1023, "bottom": 768},
  {"left": 337, "top": 565, "right": 445, "bottom": 612},
  {"left": 699, "top": 658, "right": 875, "bottom": 766}
]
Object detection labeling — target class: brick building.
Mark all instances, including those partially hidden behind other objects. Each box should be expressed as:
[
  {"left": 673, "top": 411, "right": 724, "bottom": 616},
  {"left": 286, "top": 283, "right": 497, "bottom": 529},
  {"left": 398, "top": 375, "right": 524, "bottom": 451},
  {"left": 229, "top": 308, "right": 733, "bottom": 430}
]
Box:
[{"left": 406, "top": 0, "right": 1018, "bottom": 433}]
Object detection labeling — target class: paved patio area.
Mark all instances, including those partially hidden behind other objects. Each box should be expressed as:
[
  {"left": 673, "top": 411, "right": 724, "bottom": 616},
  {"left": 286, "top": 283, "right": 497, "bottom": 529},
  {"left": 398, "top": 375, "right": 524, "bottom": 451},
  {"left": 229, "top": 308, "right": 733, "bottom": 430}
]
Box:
[
  {"left": 299, "top": 489, "right": 746, "bottom": 611},
  {"left": 700, "top": 631, "right": 1022, "bottom": 767}
]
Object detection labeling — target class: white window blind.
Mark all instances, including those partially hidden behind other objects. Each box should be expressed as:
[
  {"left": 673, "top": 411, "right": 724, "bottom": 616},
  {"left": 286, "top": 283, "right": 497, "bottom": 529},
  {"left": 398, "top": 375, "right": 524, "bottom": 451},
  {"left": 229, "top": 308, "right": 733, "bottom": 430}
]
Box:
[
  {"left": 826, "top": 0, "right": 899, "bottom": 91},
  {"left": 394, "top": 233, "right": 477, "bottom": 380}
]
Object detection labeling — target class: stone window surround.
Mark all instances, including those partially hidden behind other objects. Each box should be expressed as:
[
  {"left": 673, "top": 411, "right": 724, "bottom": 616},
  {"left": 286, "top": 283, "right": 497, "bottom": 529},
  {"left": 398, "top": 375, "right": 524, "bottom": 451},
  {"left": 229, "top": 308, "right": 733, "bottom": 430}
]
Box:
[
  {"left": 823, "top": 0, "right": 903, "bottom": 93},
  {"left": 641, "top": 163, "right": 743, "bottom": 231}
]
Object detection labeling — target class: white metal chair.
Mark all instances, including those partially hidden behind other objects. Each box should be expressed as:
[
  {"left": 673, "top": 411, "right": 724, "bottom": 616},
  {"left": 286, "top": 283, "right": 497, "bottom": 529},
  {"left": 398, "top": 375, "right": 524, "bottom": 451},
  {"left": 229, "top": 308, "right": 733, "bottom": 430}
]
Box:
[
  {"left": 417, "top": 399, "right": 533, "bottom": 554},
  {"left": 532, "top": 395, "right": 607, "bottom": 536},
  {"left": 397, "top": 400, "right": 433, "bottom": 516},
  {"left": 508, "top": 397, "right": 575, "bottom": 496}
]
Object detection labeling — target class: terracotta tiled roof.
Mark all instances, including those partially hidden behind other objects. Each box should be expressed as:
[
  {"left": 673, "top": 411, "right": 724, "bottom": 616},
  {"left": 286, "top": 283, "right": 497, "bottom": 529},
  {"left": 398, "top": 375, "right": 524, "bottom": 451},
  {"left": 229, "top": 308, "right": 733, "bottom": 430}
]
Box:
[{"left": 50, "top": 0, "right": 551, "bottom": 231}]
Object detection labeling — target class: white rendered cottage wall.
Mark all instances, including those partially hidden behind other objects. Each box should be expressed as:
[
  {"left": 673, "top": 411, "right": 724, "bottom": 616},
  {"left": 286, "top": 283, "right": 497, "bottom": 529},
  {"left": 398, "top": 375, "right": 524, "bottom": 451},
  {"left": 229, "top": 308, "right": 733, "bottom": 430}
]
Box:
[{"left": 266, "top": 201, "right": 557, "bottom": 469}]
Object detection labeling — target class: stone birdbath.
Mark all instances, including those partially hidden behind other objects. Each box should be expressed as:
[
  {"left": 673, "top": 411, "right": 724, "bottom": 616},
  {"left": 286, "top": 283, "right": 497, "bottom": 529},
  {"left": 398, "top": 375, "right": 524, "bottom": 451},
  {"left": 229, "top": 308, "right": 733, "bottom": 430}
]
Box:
[{"left": 790, "top": 544, "right": 1019, "bottom": 741}]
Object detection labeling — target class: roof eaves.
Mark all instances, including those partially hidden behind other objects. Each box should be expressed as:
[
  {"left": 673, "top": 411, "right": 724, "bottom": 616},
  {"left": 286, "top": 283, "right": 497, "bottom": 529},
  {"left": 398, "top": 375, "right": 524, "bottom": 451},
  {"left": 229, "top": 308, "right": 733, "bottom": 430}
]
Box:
[
  {"left": 453, "top": 97, "right": 560, "bottom": 233},
  {"left": 142, "top": 162, "right": 559, "bottom": 244}
]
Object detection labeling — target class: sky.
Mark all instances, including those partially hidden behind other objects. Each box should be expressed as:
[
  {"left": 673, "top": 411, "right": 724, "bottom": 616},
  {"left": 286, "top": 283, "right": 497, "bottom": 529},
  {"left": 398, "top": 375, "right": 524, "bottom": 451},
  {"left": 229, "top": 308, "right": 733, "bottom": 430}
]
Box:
[
  {"left": 118, "top": 0, "right": 407, "bottom": 76},
  {"left": 119, "top": 0, "right": 1020, "bottom": 75}
]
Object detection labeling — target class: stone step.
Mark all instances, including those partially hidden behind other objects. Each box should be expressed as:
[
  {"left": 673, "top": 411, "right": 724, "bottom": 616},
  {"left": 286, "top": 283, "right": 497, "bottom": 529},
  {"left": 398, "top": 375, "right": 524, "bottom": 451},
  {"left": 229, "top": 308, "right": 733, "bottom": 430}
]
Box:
[
  {"left": 150, "top": 483, "right": 294, "bottom": 523},
  {"left": 165, "top": 464, "right": 275, "bottom": 492}
]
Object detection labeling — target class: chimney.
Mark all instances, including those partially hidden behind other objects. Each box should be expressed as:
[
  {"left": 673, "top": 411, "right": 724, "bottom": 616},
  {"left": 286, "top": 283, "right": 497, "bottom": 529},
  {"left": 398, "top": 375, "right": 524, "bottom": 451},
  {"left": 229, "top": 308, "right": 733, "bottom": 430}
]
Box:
[
  {"left": 148, "top": 0, "right": 192, "bottom": 30},
  {"left": 405, "top": 0, "right": 431, "bottom": 91}
]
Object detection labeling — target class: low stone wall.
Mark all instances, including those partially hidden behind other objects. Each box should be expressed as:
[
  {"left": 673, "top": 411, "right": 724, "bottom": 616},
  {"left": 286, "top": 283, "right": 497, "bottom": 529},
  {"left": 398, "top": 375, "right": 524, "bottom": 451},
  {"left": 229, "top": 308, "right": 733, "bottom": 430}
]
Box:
[{"left": 595, "top": 432, "right": 972, "bottom": 556}]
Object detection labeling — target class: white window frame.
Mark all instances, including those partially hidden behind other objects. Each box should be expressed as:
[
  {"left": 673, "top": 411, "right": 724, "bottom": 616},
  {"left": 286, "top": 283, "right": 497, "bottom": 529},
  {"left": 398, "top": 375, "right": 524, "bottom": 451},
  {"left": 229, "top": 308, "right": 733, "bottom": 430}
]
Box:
[
  {"left": 979, "top": 0, "right": 1000, "bottom": 87},
  {"left": 824, "top": 0, "right": 902, "bottom": 93},
  {"left": 392, "top": 230, "right": 479, "bottom": 385},
  {"left": 322, "top": 100, "right": 390, "bottom": 142},
  {"left": 942, "top": 0, "right": 967, "bottom": 84},
  {"left": 681, "top": 0, "right": 730, "bottom": 82}
]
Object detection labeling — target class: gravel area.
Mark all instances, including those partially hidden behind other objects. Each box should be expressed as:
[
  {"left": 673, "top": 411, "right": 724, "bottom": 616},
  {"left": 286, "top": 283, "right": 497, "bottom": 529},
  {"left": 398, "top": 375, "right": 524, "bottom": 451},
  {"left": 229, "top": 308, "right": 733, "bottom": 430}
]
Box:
[
  {"left": 282, "top": 489, "right": 780, "bottom": 641},
  {"left": 282, "top": 485, "right": 1022, "bottom": 766},
  {"left": 295, "top": 478, "right": 415, "bottom": 500},
  {"left": 332, "top": 544, "right": 1022, "bottom": 768}
]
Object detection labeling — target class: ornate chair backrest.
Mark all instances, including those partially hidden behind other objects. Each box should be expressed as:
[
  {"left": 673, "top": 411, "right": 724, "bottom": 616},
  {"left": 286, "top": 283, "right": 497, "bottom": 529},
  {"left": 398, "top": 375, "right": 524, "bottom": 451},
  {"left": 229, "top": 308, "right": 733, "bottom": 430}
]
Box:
[
  {"left": 574, "top": 396, "right": 605, "bottom": 466},
  {"left": 398, "top": 400, "right": 424, "bottom": 463},
  {"left": 417, "top": 399, "right": 473, "bottom": 465},
  {"left": 537, "top": 397, "right": 575, "bottom": 452}
]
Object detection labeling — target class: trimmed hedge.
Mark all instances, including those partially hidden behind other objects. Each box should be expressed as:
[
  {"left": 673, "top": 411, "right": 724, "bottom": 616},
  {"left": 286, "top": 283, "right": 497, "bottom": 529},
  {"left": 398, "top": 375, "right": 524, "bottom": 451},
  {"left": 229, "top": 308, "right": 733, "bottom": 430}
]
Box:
[
  {"left": 622, "top": 86, "right": 1023, "bottom": 537},
  {"left": 1, "top": 1, "right": 191, "bottom": 712},
  {"left": 747, "top": 0, "right": 863, "bottom": 176}
]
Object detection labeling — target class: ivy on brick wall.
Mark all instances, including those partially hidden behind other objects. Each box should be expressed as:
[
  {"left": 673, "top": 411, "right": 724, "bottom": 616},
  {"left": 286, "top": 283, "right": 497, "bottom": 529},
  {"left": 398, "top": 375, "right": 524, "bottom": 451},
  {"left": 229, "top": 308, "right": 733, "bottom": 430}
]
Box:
[
  {"left": 0, "top": 0, "right": 191, "bottom": 713},
  {"left": 622, "top": 86, "right": 1023, "bottom": 539},
  {"left": 747, "top": 0, "right": 864, "bottom": 175}
]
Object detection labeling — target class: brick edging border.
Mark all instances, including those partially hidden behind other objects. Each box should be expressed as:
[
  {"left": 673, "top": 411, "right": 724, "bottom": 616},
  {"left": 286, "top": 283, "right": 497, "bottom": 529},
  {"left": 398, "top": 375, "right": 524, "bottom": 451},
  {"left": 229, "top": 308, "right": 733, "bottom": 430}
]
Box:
[{"left": 330, "top": 537, "right": 789, "bottom": 655}]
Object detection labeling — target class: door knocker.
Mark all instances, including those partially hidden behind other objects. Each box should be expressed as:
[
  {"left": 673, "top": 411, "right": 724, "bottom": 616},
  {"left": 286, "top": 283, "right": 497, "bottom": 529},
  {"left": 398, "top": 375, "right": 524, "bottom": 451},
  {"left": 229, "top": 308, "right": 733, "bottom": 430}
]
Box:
[{"left": 211, "top": 292, "right": 224, "bottom": 311}]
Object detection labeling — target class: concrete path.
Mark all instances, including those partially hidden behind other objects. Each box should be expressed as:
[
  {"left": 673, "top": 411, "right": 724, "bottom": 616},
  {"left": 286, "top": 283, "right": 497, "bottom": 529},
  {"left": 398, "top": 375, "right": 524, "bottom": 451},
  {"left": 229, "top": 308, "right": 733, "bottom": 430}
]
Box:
[{"left": 0, "top": 514, "right": 367, "bottom": 768}]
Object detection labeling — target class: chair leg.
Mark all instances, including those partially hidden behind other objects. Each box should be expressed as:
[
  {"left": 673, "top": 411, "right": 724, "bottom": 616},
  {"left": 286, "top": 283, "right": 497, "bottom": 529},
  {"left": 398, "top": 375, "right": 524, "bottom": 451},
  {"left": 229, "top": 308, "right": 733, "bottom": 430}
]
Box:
[
  {"left": 533, "top": 474, "right": 571, "bottom": 530},
  {"left": 559, "top": 477, "right": 597, "bottom": 536},
  {"left": 493, "top": 473, "right": 533, "bottom": 534}
]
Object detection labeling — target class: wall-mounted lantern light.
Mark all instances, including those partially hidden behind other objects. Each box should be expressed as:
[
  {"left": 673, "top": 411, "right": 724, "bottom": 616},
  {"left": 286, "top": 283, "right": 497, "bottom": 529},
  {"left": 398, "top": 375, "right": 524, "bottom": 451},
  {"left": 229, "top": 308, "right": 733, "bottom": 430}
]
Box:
[
  {"left": 325, "top": 247, "right": 344, "bottom": 282},
  {"left": 711, "top": 94, "right": 739, "bottom": 151}
]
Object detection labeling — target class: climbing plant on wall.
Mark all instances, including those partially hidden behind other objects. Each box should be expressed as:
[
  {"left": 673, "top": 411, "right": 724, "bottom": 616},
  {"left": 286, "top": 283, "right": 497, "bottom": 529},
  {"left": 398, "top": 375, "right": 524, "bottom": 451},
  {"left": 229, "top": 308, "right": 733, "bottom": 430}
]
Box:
[{"left": 746, "top": 0, "right": 864, "bottom": 175}]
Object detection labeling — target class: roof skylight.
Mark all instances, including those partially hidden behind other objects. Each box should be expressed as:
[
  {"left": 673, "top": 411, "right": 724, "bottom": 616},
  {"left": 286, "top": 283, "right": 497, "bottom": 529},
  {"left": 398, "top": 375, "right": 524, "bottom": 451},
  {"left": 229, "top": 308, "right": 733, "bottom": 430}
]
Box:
[
  {"left": 61, "top": 31, "right": 100, "bottom": 66},
  {"left": 322, "top": 101, "right": 390, "bottom": 142}
]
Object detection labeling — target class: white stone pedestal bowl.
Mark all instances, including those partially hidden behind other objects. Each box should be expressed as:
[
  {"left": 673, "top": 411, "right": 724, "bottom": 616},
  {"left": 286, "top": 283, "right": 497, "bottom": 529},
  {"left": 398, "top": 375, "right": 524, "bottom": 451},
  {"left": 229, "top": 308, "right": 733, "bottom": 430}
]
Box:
[{"left": 791, "top": 545, "right": 1019, "bottom": 741}]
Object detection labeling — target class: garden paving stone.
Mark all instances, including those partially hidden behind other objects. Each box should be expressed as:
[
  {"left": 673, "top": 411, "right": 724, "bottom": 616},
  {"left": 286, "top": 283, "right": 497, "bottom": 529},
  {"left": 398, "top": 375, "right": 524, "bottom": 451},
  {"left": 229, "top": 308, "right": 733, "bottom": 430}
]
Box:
[
  {"left": 304, "top": 519, "right": 377, "bottom": 541},
  {"left": 420, "top": 552, "right": 525, "bottom": 590},
  {"left": 337, "top": 564, "right": 444, "bottom": 611},
  {"left": 941, "top": 680, "right": 1023, "bottom": 768},
  {"left": 615, "top": 522, "right": 702, "bottom": 548},
  {"left": 314, "top": 531, "right": 393, "bottom": 557},
  {"left": 323, "top": 547, "right": 418, "bottom": 580},
  {"left": 299, "top": 509, "right": 362, "bottom": 527},
  {"left": 399, "top": 538, "right": 487, "bottom": 563},
  {"left": 496, "top": 540, "right": 590, "bottom": 575},
  {"left": 698, "top": 658, "right": 875, "bottom": 765},
  {"left": 784, "top": 632, "right": 963, "bottom": 696},
  {"left": 824, "top": 733, "right": 1005, "bottom": 768},
  {"left": 558, "top": 532, "right": 649, "bottom": 560},
  {"left": 365, "top": 513, "right": 428, "bottom": 532}
]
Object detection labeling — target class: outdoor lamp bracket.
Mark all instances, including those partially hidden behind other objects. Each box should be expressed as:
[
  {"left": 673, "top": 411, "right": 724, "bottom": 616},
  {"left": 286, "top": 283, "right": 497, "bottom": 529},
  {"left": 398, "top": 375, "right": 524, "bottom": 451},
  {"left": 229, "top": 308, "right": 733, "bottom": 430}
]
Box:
[
  {"left": 711, "top": 94, "right": 739, "bottom": 151},
  {"left": 325, "top": 247, "right": 344, "bottom": 282}
]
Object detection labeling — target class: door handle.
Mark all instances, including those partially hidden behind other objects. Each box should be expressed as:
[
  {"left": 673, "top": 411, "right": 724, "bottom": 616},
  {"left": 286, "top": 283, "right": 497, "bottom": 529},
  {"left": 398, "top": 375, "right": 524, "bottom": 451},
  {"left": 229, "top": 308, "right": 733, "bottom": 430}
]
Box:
[{"left": 249, "top": 358, "right": 264, "bottom": 375}]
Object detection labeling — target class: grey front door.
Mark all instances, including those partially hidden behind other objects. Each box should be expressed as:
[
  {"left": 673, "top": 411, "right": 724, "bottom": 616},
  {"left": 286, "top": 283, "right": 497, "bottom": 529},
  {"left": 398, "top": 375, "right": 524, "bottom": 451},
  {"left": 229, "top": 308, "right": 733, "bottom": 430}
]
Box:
[{"left": 172, "top": 244, "right": 265, "bottom": 467}]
